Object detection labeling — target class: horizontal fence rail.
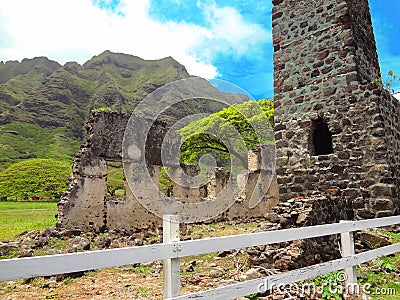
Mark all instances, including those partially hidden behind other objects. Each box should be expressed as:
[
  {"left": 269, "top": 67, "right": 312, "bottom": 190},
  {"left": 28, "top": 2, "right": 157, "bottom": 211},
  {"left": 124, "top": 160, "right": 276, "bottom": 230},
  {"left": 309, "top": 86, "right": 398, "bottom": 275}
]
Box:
[
  {"left": 170, "top": 243, "right": 400, "bottom": 300},
  {"left": 0, "top": 215, "right": 399, "bottom": 299},
  {"left": 175, "top": 216, "right": 400, "bottom": 258},
  {"left": 0, "top": 242, "right": 178, "bottom": 281}
]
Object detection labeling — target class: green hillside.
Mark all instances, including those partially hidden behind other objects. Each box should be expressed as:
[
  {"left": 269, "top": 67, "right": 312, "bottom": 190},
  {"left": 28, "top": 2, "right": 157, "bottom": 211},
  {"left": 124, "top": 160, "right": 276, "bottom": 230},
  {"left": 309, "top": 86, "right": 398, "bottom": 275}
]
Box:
[
  {"left": 0, "top": 57, "right": 61, "bottom": 84},
  {"left": 0, "top": 123, "right": 80, "bottom": 170},
  {"left": 0, "top": 159, "right": 71, "bottom": 200}
]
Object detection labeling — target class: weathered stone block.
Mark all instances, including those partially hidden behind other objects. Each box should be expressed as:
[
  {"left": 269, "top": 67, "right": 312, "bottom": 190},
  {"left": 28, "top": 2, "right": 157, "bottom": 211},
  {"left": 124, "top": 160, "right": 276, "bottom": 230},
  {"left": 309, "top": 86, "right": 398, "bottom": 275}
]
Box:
[
  {"left": 371, "top": 198, "right": 395, "bottom": 211},
  {"left": 369, "top": 183, "right": 394, "bottom": 197},
  {"left": 78, "top": 158, "right": 107, "bottom": 176},
  {"left": 248, "top": 144, "right": 275, "bottom": 173}
]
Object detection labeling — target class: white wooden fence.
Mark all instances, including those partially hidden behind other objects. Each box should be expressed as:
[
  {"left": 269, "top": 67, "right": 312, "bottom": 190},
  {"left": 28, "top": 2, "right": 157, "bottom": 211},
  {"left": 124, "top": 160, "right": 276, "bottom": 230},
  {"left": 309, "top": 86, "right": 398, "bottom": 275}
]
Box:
[{"left": 0, "top": 215, "right": 399, "bottom": 299}]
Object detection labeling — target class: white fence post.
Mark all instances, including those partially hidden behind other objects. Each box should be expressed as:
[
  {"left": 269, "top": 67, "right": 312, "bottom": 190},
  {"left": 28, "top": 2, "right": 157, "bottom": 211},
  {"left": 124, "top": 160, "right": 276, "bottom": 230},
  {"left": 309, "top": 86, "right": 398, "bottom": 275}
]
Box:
[
  {"left": 340, "top": 221, "right": 357, "bottom": 293},
  {"left": 163, "top": 215, "right": 181, "bottom": 299}
]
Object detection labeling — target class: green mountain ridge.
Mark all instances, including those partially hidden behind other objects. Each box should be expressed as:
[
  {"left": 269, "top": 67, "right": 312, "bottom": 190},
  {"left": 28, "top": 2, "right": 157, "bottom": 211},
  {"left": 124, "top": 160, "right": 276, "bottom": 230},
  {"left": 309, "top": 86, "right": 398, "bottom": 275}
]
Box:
[
  {"left": 0, "top": 56, "right": 62, "bottom": 84},
  {"left": 0, "top": 51, "right": 248, "bottom": 170},
  {"left": 0, "top": 51, "right": 192, "bottom": 135}
]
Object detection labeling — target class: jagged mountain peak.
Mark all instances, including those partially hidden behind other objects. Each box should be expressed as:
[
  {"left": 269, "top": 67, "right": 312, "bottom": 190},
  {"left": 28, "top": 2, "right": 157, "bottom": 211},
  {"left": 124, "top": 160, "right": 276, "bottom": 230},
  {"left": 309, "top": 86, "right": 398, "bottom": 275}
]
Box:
[
  {"left": 82, "top": 50, "right": 189, "bottom": 75},
  {"left": 83, "top": 50, "right": 146, "bottom": 70},
  {"left": 0, "top": 57, "right": 62, "bottom": 84}
]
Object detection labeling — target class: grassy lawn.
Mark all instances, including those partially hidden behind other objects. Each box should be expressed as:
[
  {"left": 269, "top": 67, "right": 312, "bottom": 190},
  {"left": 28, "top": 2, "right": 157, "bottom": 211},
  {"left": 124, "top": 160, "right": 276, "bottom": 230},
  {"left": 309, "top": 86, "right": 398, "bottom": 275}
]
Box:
[
  {"left": 0, "top": 201, "right": 57, "bottom": 210},
  {"left": 0, "top": 201, "right": 57, "bottom": 241},
  {"left": 357, "top": 230, "right": 400, "bottom": 300}
]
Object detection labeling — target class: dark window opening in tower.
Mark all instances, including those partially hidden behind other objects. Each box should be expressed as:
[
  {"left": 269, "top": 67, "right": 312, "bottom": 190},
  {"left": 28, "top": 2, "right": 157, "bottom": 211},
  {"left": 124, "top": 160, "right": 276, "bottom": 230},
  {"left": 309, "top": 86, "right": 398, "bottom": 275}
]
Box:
[{"left": 311, "top": 119, "right": 333, "bottom": 155}]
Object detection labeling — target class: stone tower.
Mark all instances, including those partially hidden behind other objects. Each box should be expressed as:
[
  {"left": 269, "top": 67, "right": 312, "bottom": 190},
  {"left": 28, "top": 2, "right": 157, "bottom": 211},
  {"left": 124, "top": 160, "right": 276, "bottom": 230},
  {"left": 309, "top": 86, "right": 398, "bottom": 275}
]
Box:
[{"left": 273, "top": 0, "right": 400, "bottom": 218}]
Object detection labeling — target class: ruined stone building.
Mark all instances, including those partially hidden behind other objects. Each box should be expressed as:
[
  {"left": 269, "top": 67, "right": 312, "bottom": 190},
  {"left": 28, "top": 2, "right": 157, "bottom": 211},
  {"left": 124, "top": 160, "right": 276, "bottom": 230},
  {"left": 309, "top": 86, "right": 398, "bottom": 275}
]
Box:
[
  {"left": 273, "top": 0, "right": 400, "bottom": 219},
  {"left": 57, "top": 112, "right": 278, "bottom": 232}
]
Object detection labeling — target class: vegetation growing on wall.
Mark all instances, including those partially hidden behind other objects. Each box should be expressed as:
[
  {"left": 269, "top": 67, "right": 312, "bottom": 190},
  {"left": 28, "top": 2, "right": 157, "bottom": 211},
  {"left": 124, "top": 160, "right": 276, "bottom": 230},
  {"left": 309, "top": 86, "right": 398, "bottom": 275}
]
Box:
[{"left": 374, "top": 70, "right": 400, "bottom": 94}]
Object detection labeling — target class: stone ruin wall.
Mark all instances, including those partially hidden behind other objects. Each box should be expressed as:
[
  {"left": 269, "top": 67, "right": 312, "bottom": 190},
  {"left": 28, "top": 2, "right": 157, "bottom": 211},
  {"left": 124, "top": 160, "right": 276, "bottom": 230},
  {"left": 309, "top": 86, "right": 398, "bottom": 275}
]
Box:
[
  {"left": 272, "top": 0, "right": 399, "bottom": 219},
  {"left": 379, "top": 88, "right": 400, "bottom": 204},
  {"left": 57, "top": 112, "right": 279, "bottom": 232},
  {"left": 57, "top": 112, "right": 160, "bottom": 232}
]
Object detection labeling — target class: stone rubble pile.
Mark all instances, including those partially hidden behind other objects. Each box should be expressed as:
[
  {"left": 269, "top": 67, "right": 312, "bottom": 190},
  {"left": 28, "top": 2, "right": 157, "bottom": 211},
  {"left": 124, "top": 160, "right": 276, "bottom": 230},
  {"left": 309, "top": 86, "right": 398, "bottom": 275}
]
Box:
[
  {"left": 0, "top": 226, "right": 163, "bottom": 259},
  {"left": 247, "top": 194, "right": 349, "bottom": 272}
]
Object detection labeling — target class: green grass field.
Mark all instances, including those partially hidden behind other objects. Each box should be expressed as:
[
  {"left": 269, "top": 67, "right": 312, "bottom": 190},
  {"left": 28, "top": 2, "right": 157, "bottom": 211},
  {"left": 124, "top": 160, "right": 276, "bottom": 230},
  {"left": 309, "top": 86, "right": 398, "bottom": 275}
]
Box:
[{"left": 0, "top": 201, "right": 57, "bottom": 241}]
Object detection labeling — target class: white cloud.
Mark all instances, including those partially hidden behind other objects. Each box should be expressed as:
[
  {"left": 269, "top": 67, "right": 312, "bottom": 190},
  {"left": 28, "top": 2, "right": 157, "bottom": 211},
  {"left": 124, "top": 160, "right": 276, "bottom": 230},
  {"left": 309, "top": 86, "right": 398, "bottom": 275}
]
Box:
[
  {"left": 201, "top": 5, "right": 270, "bottom": 56},
  {"left": 393, "top": 92, "right": 400, "bottom": 100},
  {"left": 0, "top": 0, "right": 113, "bottom": 63},
  {"left": 0, "top": 0, "right": 270, "bottom": 79}
]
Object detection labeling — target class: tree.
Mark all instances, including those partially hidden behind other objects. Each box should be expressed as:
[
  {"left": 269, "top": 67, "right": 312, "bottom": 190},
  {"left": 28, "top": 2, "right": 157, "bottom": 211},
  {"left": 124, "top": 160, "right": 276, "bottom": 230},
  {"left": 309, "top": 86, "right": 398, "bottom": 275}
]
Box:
[{"left": 178, "top": 100, "right": 274, "bottom": 167}]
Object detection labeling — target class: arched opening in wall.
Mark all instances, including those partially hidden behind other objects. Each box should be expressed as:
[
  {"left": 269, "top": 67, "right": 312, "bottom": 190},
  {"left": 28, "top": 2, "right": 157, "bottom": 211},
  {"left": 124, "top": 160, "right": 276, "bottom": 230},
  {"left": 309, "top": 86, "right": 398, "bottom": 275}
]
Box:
[
  {"left": 106, "top": 161, "right": 126, "bottom": 204},
  {"left": 310, "top": 118, "right": 333, "bottom": 155}
]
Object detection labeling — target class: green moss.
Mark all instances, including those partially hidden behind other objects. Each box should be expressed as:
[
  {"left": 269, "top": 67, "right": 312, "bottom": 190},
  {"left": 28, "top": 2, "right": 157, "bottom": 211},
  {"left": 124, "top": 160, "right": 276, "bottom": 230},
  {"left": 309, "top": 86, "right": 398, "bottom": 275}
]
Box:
[{"left": 91, "top": 106, "right": 112, "bottom": 113}]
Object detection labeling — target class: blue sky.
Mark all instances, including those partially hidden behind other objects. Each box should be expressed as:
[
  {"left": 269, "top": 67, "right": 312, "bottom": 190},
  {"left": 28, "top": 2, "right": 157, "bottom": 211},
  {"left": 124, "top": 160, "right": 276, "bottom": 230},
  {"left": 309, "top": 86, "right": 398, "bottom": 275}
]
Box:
[
  {"left": 0, "top": 0, "right": 399, "bottom": 99},
  {"left": 370, "top": 0, "right": 400, "bottom": 95}
]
